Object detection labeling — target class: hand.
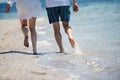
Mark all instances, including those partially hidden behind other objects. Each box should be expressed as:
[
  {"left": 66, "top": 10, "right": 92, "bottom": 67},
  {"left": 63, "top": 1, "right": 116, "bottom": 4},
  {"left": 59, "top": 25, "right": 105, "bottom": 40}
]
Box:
[
  {"left": 5, "top": 4, "right": 11, "bottom": 13},
  {"left": 73, "top": 3, "right": 79, "bottom": 12}
]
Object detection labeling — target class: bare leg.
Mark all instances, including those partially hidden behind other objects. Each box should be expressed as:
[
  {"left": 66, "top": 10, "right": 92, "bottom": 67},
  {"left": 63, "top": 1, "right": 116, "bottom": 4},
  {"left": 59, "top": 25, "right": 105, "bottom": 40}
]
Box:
[
  {"left": 20, "top": 19, "right": 29, "bottom": 47},
  {"left": 52, "top": 22, "right": 64, "bottom": 53},
  {"left": 29, "top": 17, "right": 37, "bottom": 55},
  {"left": 62, "top": 21, "right": 75, "bottom": 48}
]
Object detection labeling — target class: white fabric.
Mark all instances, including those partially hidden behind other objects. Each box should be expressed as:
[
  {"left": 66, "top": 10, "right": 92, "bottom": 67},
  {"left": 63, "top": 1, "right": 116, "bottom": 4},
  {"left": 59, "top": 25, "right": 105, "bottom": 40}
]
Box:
[
  {"left": 7, "top": 0, "right": 41, "bottom": 19},
  {"left": 46, "top": 0, "right": 70, "bottom": 8},
  {"left": 7, "top": 0, "right": 16, "bottom": 7}
]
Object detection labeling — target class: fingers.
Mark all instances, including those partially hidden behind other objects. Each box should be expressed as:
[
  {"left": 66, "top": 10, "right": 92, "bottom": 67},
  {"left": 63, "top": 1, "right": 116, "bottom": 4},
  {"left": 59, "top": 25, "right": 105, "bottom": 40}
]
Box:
[
  {"left": 73, "top": 4, "right": 79, "bottom": 12},
  {"left": 5, "top": 4, "right": 11, "bottom": 13}
]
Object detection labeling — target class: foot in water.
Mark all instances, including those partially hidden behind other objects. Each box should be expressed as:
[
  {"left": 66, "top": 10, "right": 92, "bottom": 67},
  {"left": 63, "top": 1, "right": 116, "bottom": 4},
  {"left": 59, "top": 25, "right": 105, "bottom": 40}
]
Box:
[
  {"left": 56, "top": 51, "right": 64, "bottom": 53},
  {"left": 69, "top": 38, "right": 75, "bottom": 48},
  {"left": 33, "top": 49, "right": 37, "bottom": 55},
  {"left": 24, "top": 35, "right": 29, "bottom": 47}
]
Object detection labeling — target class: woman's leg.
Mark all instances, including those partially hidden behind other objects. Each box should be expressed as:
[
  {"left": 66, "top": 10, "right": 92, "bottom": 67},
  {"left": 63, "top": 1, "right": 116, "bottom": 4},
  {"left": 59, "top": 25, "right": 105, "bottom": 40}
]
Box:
[
  {"left": 20, "top": 19, "right": 29, "bottom": 47},
  {"left": 29, "top": 17, "right": 37, "bottom": 55}
]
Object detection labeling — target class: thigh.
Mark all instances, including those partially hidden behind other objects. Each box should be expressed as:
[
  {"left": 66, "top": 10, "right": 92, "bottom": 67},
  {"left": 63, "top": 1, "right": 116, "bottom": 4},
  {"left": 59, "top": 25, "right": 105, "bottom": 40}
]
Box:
[
  {"left": 62, "top": 21, "right": 71, "bottom": 32},
  {"left": 29, "top": 17, "right": 36, "bottom": 28},
  {"left": 20, "top": 19, "right": 27, "bottom": 26},
  {"left": 62, "top": 21, "right": 69, "bottom": 27},
  {"left": 52, "top": 22, "right": 60, "bottom": 33}
]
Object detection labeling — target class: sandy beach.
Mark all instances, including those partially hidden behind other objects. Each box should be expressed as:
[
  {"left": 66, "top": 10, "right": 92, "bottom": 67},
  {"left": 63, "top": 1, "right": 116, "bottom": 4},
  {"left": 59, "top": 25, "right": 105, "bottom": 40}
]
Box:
[
  {"left": 0, "top": 19, "right": 27, "bottom": 51},
  {"left": 0, "top": 1, "right": 120, "bottom": 80},
  {"left": 0, "top": 19, "right": 68, "bottom": 80}
]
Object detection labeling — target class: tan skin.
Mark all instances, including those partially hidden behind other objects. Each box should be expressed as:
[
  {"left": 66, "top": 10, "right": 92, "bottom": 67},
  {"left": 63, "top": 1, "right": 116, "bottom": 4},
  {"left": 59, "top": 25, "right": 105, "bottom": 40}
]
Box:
[
  {"left": 5, "top": 4, "right": 37, "bottom": 55},
  {"left": 52, "top": 0, "right": 79, "bottom": 53}
]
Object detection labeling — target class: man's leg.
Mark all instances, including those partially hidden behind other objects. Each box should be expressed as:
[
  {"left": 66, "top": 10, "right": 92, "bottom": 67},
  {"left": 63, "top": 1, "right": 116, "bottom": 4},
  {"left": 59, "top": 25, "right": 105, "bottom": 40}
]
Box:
[
  {"left": 62, "top": 21, "right": 75, "bottom": 48},
  {"left": 52, "top": 22, "right": 64, "bottom": 53},
  {"left": 29, "top": 17, "right": 37, "bottom": 55},
  {"left": 20, "top": 19, "right": 29, "bottom": 47}
]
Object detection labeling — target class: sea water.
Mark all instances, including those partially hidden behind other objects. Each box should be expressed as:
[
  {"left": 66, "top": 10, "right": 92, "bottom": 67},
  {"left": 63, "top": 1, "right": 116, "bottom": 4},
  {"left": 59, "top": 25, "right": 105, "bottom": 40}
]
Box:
[
  {"left": 0, "top": 0, "right": 120, "bottom": 80},
  {"left": 36, "top": 1, "right": 120, "bottom": 80}
]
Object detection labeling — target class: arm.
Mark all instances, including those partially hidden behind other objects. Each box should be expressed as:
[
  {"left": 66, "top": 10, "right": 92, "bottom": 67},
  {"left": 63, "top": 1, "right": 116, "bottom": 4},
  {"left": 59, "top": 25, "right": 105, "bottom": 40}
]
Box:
[
  {"left": 72, "top": 0, "right": 79, "bottom": 12},
  {"left": 5, "top": 0, "right": 16, "bottom": 13},
  {"left": 5, "top": 4, "right": 11, "bottom": 13}
]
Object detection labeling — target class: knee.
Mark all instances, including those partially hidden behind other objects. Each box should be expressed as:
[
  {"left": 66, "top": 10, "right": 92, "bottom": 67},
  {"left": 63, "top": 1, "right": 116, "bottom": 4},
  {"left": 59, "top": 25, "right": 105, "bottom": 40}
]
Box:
[
  {"left": 53, "top": 26, "right": 61, "bottom": 35},
  {"left": 64, "top": 26, "right": 71, "bottom": 33},
  {"left": 63, "top": 23, "right": 69, "bottom": 28},
  {"left": 53, "top": 28, "right": 61, "bottom": 37},
  {"left": 54, "top": 30, "right": 61, "bottom": 35},
  {"left": 21, "top": 26, "right": 28, "bottom": 31},
  {"left": 22, "top": 24, "right": 27, "bottom": 27},
  {"left": 29, "top": 27, "right": 35, "bottom": 32},
  {"left": 21, "top": 24, "right": 27, "bottom": 29}
]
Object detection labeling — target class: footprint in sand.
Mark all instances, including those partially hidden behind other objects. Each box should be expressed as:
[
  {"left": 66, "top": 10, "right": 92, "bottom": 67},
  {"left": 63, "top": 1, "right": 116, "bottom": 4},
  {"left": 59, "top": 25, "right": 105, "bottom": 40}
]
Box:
[{"left": 31, "top": 71, "right": 47, "bottom": 75}]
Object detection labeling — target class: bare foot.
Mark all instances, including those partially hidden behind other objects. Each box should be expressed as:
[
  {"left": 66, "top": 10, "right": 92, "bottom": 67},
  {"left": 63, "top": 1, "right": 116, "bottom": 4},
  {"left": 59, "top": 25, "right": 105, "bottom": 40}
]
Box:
[
  {"left": 69, "top": 38, "right": 75, "bottom": 48},
  {"left": 56, "top": 51, "right": 64, "bottom": 53},
  {"left": 24, "top": 35, "right": 29, "bottom": 47}
]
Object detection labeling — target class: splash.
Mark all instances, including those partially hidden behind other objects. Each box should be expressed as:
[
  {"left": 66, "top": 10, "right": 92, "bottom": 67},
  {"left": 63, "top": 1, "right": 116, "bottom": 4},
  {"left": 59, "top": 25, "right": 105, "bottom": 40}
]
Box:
[{"left": 73, "top": 42, "right": 82, "bottom": 55}]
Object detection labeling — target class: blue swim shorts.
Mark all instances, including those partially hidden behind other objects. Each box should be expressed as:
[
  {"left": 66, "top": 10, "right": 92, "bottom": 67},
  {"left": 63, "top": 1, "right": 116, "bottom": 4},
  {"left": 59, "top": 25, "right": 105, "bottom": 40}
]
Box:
[{"left": 46, "top": 6, "right": 71, "bottom": 24}]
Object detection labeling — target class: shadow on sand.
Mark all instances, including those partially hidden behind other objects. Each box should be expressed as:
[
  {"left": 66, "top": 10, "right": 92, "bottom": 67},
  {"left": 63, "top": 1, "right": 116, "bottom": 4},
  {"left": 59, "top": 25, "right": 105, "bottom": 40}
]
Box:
[
  {"left": 0, "top": 50, "right": 33, "bottom": 55},
  {"left": 0, "top": 50, "right": 64, "bottom": 56}
]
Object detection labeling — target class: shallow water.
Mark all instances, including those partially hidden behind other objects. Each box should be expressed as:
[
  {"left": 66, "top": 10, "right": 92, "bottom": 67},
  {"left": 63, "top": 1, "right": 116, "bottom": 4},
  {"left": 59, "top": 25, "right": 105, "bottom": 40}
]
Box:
[
  {"left": 36, "top": 2, "right": 120, "bottom": 80},
  {"left": 38, "top": 51, "right": 120, "bottom": 80}
]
